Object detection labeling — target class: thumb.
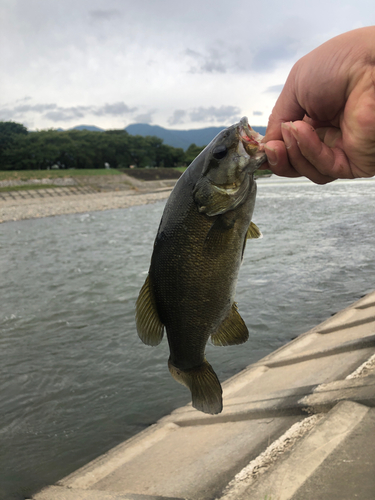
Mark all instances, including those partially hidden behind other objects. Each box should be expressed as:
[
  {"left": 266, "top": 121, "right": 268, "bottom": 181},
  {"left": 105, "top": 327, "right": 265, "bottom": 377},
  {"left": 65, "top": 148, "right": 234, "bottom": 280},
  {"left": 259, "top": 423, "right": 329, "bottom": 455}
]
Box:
[{"left": 264, "top": 68, "right": 307, "bottom": 142}]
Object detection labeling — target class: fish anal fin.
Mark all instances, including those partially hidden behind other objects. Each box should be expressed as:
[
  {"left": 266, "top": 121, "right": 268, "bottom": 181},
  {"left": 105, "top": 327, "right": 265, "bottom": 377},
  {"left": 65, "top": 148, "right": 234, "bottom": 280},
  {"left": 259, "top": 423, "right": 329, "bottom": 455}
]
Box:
[
  {"left": 168, "top": 359, "right": 223, "bottom": 415},
  {"left": 135, "top": 274, "right": 164, "bottom": 346},
  {"left": 211, "top": 303, "right": 249, "bottom": 346},
  {"left": 246, "top": 221, "right": 262, "bottom": 239}
]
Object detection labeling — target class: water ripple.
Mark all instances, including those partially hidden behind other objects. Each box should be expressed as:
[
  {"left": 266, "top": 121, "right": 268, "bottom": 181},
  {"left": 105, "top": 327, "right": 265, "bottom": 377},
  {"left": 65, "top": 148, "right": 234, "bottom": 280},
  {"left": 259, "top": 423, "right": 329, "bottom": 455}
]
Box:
[{"left": 1, "top": 179, "right": 375, "bottom": 499}]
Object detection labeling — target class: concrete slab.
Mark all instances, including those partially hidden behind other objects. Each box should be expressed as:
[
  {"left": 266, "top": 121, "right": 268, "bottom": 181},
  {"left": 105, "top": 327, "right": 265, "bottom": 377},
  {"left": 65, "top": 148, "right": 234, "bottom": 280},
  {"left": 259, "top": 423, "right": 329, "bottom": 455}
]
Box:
[
  {"left": 310, "top": 292, "right": 375, "bottom": 334},
  {"left": 65, "top": 416, "right": 300, "bottom": 500},
  {"left": 34, "top": 487, "right": 184, "bottom": 500},
  {"left": 292, "top": 407, "right": 375, "bottom": 500},
  {"left": 30, "top": 291, "right": 375, "bottom": 500},
  {"left": 220, "top": 401, "right": 370, "bottom": 500},
  {"left": 266, "top": 327, "right": 375, "bottom": 367},
  {"left": 224, "top": 348, "right": 375, "bottom": 400}
]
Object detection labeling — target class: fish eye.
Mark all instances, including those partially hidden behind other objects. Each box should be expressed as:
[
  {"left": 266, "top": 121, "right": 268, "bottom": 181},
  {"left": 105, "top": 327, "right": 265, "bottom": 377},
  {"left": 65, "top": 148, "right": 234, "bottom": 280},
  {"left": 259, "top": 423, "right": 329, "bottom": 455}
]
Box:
[{"left": 212, "top": 145, "right": 227, "bottom": 160}]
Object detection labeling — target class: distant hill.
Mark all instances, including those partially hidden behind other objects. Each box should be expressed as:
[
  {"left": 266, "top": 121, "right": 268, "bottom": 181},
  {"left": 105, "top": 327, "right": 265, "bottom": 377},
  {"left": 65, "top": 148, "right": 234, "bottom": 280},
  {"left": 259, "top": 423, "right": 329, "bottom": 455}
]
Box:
[
  {"left": 64, "top": 123, "right": 267, "bottom": 150},
  {"left": 125, "top": 123, "right": 267, "bottom": 150},
  {"left": 70, "top": 125, "right": 104, "bottom": 132}
]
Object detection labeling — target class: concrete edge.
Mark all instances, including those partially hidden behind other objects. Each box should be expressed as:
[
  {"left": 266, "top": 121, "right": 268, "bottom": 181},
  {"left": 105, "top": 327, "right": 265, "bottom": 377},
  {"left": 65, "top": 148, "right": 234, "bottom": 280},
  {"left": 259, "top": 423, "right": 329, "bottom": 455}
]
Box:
[
  {"left": 242, "top": 290, "right": 375, "bottom": 370},
  {"left": 60, "top": 423, "right": 179, "bottom": 490},
  {"left": 218, "top": 400, "right": 370, "bottom": 500},
  {"left": 33, "top": 485, "right": 184, "bottom": 500}
]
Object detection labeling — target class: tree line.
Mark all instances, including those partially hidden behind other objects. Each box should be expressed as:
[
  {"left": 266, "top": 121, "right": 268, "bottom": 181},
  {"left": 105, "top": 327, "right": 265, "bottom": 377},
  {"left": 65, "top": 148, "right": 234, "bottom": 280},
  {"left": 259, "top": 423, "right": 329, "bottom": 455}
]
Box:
[{"left": 0, "top": 121, "right": 205, "bottom": 171}]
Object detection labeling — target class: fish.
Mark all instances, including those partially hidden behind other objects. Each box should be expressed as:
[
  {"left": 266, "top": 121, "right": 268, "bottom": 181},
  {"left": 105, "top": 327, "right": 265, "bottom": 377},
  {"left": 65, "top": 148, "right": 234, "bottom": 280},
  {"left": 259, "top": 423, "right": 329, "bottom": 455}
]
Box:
[{"left": 135, "top": 116, "right": 266, "bottom": 414}]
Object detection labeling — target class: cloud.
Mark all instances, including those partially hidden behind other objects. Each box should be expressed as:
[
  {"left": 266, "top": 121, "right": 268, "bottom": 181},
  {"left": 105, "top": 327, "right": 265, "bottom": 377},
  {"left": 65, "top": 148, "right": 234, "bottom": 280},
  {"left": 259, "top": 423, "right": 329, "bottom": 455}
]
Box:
[
  {"left": 89, "top": 9, "right": 122, "bottom": 21},
  {"left": 183, "top": 28, "right": 302, "bottom": 76},
  {"left": 168, "top": 110, "right": 187, "bottom": 126},
  {"left": 133, "top": 111, "right": 155, "bottom": 124},
  {"left": 0, "top": 101, "right": 138, "bottom": 123},
  {"left": 93, "top": 102, "right": 137, "bottom": 116},
  {"left": 185, "top": 47, "right": 228, "bottom": 74},
  {"left": 0, "top": 103, "right": 59, "bottom": 121},
  {"left": 14, "top": 103, "right": 58, "bottom": 113},
  {"left": 265, "top": 84, "right": 284, "bottom": 93},
  {"left": 166, "top": 105, "right": 242, "bottom": 126},
  {"left": 253, "top": 111, "right": 263, "bottom": 116},
  {"left": 189, "top": 105, "right": 241, "bottom": 123},
  {"left": 44, "top": 107, "right": 90, "bottom": 122},
  {"left": 249, "top": 18, "right": 315, "bottom": 73}
]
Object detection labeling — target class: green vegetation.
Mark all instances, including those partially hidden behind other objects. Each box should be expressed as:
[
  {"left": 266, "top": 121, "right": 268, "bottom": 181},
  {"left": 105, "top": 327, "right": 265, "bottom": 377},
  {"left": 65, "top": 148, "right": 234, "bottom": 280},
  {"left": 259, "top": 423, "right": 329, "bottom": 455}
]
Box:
[
  {"left": 0, "top": 168, "right": 124, "bottom": 182},
  {"left": 0, "top": 121, "right": 271, "bottom": 178},
  {"left": 0, "top": 121, "right": 187, "bottom": 171},
  {"left": 0, "top": 168, "right": 122, "bottom": 181},
  {"left": 185, "top": 143, "right": 205, "bottom": 165},
  {"left": 0, "top": 184, "right": 59, "bottom": 192}
]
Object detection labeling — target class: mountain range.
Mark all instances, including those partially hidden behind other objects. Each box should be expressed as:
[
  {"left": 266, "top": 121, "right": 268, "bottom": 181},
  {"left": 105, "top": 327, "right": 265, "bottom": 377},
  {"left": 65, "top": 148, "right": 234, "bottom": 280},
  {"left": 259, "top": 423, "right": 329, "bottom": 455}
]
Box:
[{"left": 69, "top": 123, "right": 267, "bottom": 150}]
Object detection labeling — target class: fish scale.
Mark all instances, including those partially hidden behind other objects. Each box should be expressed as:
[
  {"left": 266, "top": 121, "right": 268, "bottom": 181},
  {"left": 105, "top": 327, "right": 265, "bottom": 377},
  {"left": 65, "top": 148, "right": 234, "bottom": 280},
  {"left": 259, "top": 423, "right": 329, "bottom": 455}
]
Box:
[{"left": 136, "top": 117, "right": 266, "bottom": 414}]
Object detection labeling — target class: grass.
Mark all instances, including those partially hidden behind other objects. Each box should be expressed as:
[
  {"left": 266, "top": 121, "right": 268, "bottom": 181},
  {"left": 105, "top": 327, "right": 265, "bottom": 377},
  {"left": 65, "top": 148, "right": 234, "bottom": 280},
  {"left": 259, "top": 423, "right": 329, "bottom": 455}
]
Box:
[
  {"left": 0, "top": 184, "right": 61, "bottom": 193},
  {"left": 0, "top": 168, "right": 122, "bottom": 182},
  {"left": 0, "top": 167, "right": 272, "bottom": 184}
]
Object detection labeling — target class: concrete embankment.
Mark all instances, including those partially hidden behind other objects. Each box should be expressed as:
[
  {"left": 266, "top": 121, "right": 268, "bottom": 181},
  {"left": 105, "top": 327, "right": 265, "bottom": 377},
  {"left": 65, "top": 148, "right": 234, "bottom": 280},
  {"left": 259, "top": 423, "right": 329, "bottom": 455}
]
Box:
[
  {"left": 0, "top": 175, "right": 175, "bottom": 223},
  {"left": 31, "top": 291, "right": 375, "bottom": 500}
]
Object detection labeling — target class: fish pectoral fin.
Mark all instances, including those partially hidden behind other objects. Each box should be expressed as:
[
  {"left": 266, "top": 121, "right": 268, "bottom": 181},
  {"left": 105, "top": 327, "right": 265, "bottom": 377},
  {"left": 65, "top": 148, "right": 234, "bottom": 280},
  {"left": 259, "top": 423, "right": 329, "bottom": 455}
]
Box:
[
  {"left": 168, "top": 359, "right": 223, "bottom": 415},
  {"left": 203, "top": 215, "right": 234, "bottom": 253},
  {"left": 211, "top": 303, "right": 249, "bottom": 346},
  {"left": 135, "top": 274, "right": 164, "bottom": 346},
  {"left": 246, "top": 221, "right": 262, "bottom": 239}
]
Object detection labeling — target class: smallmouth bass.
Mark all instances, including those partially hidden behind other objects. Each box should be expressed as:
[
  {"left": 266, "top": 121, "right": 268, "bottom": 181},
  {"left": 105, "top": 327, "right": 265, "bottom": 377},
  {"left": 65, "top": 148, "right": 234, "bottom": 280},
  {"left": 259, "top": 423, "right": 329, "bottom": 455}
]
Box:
[{"left": 136, "top": 117, "right": 266, "bottom": 414}]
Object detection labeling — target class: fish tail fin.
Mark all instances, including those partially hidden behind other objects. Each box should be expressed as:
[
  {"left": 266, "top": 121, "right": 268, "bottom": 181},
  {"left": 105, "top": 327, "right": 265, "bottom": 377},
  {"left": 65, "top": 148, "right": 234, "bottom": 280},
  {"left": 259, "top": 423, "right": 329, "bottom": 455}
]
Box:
[{"left": 168, "top": 359, "right": 223, "bottom": 415}]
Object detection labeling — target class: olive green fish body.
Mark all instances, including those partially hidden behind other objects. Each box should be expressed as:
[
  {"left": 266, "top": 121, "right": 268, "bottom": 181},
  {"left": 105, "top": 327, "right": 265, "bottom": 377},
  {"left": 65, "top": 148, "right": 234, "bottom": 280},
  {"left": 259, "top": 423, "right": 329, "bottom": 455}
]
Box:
[
  {"left": 150, "top": 173, "right": 256, "bottom": 368},
  {"left": 136, "top": 117, "right": 266, "bottom": 414}
]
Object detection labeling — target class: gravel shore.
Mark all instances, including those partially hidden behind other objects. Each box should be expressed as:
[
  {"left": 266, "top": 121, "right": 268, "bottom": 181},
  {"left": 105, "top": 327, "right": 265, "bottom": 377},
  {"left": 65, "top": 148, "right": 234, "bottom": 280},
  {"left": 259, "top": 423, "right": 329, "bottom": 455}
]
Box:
[{"left": 0, "top": 188, "right": 173, "bottom": 223}]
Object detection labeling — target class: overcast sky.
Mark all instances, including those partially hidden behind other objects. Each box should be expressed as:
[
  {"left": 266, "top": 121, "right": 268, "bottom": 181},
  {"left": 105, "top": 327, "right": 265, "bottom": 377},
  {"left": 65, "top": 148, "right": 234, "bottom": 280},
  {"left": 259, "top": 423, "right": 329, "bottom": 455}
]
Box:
[{"left": 1, "top": 0, "right": 374, "bottom": 131}]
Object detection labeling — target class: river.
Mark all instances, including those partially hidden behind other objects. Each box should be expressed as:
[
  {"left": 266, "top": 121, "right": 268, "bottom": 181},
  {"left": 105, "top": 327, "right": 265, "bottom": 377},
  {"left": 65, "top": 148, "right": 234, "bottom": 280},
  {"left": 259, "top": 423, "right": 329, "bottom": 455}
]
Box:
[{"left": 1, "top": 176, "right": 374, "bottom": 500}]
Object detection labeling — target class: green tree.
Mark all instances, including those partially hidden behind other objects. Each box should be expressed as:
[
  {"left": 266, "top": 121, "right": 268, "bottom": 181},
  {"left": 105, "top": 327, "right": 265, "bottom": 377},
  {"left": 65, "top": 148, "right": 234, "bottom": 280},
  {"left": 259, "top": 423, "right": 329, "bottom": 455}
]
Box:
[
  {"left": 0, "top": 122, "right": 187, "bottom": 171},
  {"left": 185, "top": 143, "right": 205, "bottom": 166},
  {"left": 0, "top": 121, "right": 29, "bottom": 165}
]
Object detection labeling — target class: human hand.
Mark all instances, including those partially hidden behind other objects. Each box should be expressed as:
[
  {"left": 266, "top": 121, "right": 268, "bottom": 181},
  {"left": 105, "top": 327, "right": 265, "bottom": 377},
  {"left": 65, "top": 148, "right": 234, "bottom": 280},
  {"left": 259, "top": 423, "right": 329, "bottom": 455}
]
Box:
[{"left": 263, "top": 27, "right": 375, "bottom": 184}]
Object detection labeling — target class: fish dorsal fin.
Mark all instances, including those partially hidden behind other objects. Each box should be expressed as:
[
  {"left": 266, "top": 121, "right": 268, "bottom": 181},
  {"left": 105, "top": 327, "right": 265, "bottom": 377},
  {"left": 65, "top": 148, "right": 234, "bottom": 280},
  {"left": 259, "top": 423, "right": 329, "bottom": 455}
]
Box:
[
  {"left": 246, "top": 221, "right": 262, "bottom": 239},
  {"left": 135, "top": 274, "right": 164, "bottom": 346},
  {"left": 211, "top": 303, "right": 249, "bottom": 346}
]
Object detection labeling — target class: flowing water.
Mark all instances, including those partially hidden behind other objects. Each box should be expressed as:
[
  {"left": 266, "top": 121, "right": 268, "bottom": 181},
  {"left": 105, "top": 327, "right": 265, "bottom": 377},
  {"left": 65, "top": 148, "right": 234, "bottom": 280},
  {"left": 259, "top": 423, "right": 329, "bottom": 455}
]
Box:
[{"left": 1, "top": 177, "right": 375, "bottom": 500}]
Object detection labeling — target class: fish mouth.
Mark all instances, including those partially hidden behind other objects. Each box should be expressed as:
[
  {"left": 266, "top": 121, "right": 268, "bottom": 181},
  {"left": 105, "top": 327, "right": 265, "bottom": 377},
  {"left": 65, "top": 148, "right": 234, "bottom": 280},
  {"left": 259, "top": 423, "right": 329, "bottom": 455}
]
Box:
[{"left": 238, "top": 116, "right": 265, "bottom": 157}]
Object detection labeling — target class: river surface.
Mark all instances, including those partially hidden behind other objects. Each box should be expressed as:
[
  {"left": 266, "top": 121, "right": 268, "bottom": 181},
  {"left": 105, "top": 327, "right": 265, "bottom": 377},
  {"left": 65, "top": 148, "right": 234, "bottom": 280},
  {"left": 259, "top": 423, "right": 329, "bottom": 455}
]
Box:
[{"left": 1, "top": 177, "right": 375, "bottom": 500}]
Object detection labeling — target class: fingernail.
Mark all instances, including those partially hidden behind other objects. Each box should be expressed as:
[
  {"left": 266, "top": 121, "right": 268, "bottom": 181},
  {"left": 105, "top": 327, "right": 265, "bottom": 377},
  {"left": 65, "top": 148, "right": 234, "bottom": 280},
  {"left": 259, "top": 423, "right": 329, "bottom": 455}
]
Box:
[
  {"left": 281, "top": 122, "right": 293, "bottom": 148},
  {"left": 264, "top": 145, "right": 278, "bottom": 166},
  {"left": 289, "top": 122, "right": 299, "bottom": 142}
]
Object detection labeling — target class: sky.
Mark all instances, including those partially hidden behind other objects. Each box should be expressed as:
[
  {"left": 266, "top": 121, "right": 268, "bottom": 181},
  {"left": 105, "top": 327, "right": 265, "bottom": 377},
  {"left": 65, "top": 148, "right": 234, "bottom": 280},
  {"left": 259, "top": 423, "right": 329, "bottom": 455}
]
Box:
[{"left": 0, "top": 0, "right": 374, "bottom": 131}]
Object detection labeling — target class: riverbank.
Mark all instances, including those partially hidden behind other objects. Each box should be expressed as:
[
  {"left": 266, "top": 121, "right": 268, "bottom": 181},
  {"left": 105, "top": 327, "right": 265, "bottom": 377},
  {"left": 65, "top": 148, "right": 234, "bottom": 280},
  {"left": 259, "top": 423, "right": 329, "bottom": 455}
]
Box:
[
  {"left": 0, "top": 171, "right": 178, "bottom": 223},
  {"left": 0, "top": 187, "right": 173, "bottom": 223},
  {"left": 0, "top": 168, "right": 273, "bottom": 223},
  {"left": 31, "top": 290, "right": 375, "bottom": 500},
  {"left": 0, "top": 169, "right": 180, "bottom": 223}
]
